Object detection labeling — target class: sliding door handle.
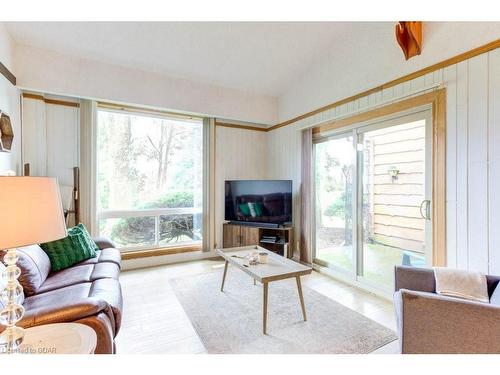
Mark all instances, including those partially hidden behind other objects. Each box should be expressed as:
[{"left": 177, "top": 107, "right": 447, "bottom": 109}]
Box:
[{"left": 420, "top": 200, "right": 431, "bottom": 220}]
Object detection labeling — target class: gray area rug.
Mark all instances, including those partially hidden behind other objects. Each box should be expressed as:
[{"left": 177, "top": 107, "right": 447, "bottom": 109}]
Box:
[{"left": 170, "top": 270, "right": 397, "bottom": 354}]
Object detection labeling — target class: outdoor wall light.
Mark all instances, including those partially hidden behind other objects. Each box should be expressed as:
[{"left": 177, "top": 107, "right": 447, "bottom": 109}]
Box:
[{"left": 387, "top": 166, "right": 399, "bottom": 181}]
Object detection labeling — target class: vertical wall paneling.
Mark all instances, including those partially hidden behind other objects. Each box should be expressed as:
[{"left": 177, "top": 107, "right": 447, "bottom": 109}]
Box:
[
  {"left": 214, "top": 126, "right": 268, "bottom": 247},
  {"left": 21, "top": 98, "right": 47, "bottom": 176},
  {"left": 45, "top": 104, "right": 80, "bottom": 186},
  {"left": 488, "top": 49, "right": 500, "bottom": 274},
  {"left": 455, "top": 61, "right": 470, "bottom": 270},
  {"left": 21, "top": 95, "right": 80, "bottom": 193},
  {"left": 444, "top": 65, "right": 458, "bottom": 268},
  {"left": 467, "top": 54, "right": 489, "bottom": 272}
]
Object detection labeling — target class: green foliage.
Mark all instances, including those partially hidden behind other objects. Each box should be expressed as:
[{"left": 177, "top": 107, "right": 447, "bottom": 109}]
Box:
[
  {"left": 142, "top": 191, "right": 194, "bottom": 209},
  {"left": 110, "top": 191, "right": 201, "bottom": 246},
  {"left": 324, "top": 193, "right": 346, "bottom": 218}
]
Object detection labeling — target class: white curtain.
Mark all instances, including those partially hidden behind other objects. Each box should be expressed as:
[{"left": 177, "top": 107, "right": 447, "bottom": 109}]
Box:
[
  {"left": 300, "top": 128, "right": 313, "bottom": 264},
  {"left": 202, "top": 117, "right": 216, "bottom": 252},
  {"left": 79, "top": 99, "right": 97, "bottom": 234}
]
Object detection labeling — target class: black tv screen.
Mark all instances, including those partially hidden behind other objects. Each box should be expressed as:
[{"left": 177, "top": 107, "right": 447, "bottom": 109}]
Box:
[{"left": 224, "top": 180, "right": 292, "bottom": 225}]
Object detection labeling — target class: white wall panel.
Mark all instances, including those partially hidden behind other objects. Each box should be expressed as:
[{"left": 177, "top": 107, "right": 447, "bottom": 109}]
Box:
[
  {"left": 444, "top": 65, "right": 457, "bottom": 268},
  {"left": 467, "top": 55, "right": 489, "bottom": 272},
  {"left": 488, "top": 49, "right": 500, "bottom": 274},
  {"left": 22, "top": 96, "right": 80, "bottom": 188},
  {"left": 455, "top": 61, "right": 469, "bottom": 270},
  {"left": 22, "top": 98, "right": 47, "bottom": 176},
  {"left": 45, "top": 103, "right": 79, "bottom": 186},
  {"left": 214, "top": 126, "right": 268, "bottom": 248}
]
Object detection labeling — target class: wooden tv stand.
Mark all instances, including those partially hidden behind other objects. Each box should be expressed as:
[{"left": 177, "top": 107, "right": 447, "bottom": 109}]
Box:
[{"left": 222, "top": 222, "right": 294, "bottom": 258}]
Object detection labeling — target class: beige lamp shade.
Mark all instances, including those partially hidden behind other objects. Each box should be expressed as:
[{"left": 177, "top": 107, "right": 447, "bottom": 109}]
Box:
[{"left": 0, "top": 177, "right": 67, "bottom": 249}]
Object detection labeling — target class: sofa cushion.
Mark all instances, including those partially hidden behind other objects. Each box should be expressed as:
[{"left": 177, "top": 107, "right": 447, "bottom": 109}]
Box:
[
  {"left": 78, "top": 248, "right": 122, "bottom": 269},
  {"left": 38, "top": 262, "right": 120, "bottom": 294},
  {"left": 93, "top": 237, "right": 117, "bottom": 251},
  {"left": 0, "top": 245, "right": 51, "bottom": 296},
  {"left": 19, "top": 278, "right": 123, "bottom": 335},
  {"left": 40, "top": 225, "right": 97, "bottom": 272}
]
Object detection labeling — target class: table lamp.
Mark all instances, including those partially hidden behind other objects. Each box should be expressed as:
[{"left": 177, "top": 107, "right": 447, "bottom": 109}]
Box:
[{"left": 0, "top": 177, "right": 67, "bottom": 353}]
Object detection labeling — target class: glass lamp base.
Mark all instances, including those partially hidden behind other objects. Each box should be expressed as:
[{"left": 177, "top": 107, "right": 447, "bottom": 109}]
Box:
[
  {"left": 0, "top": 325, "right": 25, "bottom": 353},
  {"left": 1, "top": 248, "right": 26, "bottom": 354}
]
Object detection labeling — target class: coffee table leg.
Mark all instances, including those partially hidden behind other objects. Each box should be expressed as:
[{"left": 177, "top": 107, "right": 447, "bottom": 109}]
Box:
[
  {"left": 220, "top": 260, "right": 229, "bottom": 292},
  {"left": 263, "top": 282, "right": 268, "bottom": 334},
  {"left": 296, "top": 276, "right": 307, "bottom": 321}
]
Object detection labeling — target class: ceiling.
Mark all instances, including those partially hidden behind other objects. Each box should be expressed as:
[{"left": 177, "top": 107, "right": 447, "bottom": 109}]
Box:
[{"left": 4, "top": 22, "right": 394, "bottom": 97}]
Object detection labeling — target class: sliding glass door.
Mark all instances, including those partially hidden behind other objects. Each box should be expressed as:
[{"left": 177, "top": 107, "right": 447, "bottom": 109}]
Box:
[
  {"left": 313, "top": 109, "right": 432, "bottom": 292},
  {"left": 314, "top": 134, "right": 355, "bottom": 274}
]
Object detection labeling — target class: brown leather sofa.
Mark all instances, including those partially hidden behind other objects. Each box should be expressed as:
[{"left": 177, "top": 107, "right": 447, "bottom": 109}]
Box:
[{"left": 1, "top": 237, "right": 122, "bottom": 354}]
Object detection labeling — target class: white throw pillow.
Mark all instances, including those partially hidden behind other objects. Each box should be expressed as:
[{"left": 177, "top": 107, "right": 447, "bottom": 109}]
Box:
[{"left": 434, "top": 267, "right": 489, "bottom": 303}]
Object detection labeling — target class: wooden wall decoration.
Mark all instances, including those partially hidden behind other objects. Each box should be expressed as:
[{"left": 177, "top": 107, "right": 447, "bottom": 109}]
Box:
[
  {"left": 0, "top": 112, "right": 13, "bottom": 152},
  {"left": 395, "top": 21, "right": 423, "bottom": 60}
]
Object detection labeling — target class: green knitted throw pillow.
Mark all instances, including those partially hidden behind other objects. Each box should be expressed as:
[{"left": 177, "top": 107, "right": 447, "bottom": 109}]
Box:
[
  {"left": 40, "top": 225, "right": 97, "bottom": 272},
  {"left": 75, "top": 223, "right": 99, "bottom": 251}
]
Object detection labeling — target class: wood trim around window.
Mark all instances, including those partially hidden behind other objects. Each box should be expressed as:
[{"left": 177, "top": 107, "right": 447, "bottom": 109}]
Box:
[
  {"left": 97, "top": 101, "right": 202, "bottom": 121},
  {"left": 313, "top": 89, "right": 447, "bottom": 267},
  {"left": 121, "top": 244, "right": 202, "bottom": 260},
  {"left": 22, "top": 92, "right": 80, "bottom": 108},
  {"left": 214, "top": 121, "right": 268, "bottom": 132}
]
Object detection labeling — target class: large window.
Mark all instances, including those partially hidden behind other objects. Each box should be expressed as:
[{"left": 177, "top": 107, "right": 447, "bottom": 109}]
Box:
[{"left": 96, "top": 107, "right": 204, "bottom": 252}]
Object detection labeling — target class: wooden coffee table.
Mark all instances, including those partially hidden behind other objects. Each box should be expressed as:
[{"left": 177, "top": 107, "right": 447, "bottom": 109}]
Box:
[{"left": 216, "top": 245, "right": 312, "bottom": 334}]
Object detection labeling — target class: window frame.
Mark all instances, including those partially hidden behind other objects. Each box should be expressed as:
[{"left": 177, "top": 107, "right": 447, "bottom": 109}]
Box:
[{"left": 93, "top": 103, "right": 209, "bottom": 254}]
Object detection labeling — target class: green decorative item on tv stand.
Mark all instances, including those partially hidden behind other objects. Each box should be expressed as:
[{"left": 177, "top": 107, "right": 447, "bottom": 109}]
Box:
[{"left": 239, "top": 203, "right": 251, "bottom": 216}]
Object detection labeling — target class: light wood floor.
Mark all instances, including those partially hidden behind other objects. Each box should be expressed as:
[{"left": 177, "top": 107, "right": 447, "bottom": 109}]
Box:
[{"left": 115, "top": 258, "right": 399, "bottom": 354}]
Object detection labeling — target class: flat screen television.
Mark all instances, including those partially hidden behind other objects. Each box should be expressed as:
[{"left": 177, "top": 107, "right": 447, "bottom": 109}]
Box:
[{"left": 224, "top": 180, "right": 292, "bottom": 227}]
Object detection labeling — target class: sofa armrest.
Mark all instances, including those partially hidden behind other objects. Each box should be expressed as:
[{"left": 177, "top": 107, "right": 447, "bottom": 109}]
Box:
[
  {"left": 93, "top": 237, "right": 116, "bottom": 250},
  {"left": 17, "top": 297, "right": 111, "bottom": 328},
  {"left": 394, "top": 265, "right": 436, "bottom": 293},
  {"left": 395, "top": 289, "right": 500, "bottom": 353}
]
